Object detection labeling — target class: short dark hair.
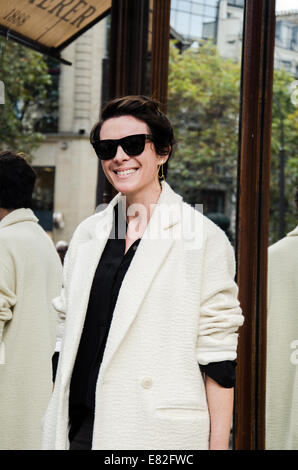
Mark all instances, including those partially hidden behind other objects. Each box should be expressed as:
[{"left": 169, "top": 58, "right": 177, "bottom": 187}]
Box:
[
  {"left": 90, "top": 95, "right": 175, "bottom": 178},
  {"left": 0, "top": 150, "right": 36, "bottom": 210}
]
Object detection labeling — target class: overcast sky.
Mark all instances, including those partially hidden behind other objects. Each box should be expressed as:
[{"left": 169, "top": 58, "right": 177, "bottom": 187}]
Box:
[{"left": 276, "top": 0, "right": 298, "bottom": 12}]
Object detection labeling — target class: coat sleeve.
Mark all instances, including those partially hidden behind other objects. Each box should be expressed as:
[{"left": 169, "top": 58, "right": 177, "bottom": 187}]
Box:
[
  {"left": 196, "top": 229, "right": 244, "bottom": 365},
  {"left": 52, "top": 232, "right": 77, "bottom": 353},
  {"left": 52, "top": 287, "right": 66, "bottom": 353},
  {"left": 0, "top": 259, "right": 17, "bottom": 346}
]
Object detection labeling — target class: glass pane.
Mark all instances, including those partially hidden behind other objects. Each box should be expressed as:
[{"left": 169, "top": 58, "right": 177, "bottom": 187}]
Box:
[
  {"left": 176, "top": 0, "right": 192, "bottom": 12},
  {"left": 202, "top": 17, "right": 216, "bottom": 40},
  {"left": 192, "top": 3, "right": 204, "bottom": 15},
  {"left": 171, "top": 1, "right": 220, "bottom": 39},
  {"left": 175, "top": 11, "right": 191, "bottom": 37},
  {"left": 204, "top": 5, "right": 217, "bottom": 16},
  {"left": 190, "top": 16, "right": 203, "bottom": 38},
  {"left": 170, "top": 9, "right": 177, "bottom": 29},
  {"left": 266, "top": 3, "right": 298, "bottom": 451},
  {"left": 227, "top": 0, "right": 245, "bottom": 7},
  {"left": 168, "top": 0, "right": 245, "bottom": 448}
]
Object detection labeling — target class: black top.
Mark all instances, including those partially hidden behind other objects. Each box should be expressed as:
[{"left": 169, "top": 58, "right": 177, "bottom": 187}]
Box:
[
  {"left": 68, "top": 203, "right": 140, "bottom": 412},
  {"left": 53, "top": 201, "right": 236, "bottom": 443}
]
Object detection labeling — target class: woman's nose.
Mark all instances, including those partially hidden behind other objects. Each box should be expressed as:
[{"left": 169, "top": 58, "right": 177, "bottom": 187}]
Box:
[{"left": 113, "top": 144, "right": 129, "bottom": 163}]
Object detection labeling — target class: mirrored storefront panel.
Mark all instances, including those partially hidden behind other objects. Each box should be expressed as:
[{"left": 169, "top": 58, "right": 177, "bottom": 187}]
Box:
[
  {"left": 167, "top": 0, "right": 245, "bottom": 448},
  {"left": 266, "top": 5, "right": 298, "bottom": 451},
  {"left": 168, "top": 0, "right": 244, "bottom": 247}
]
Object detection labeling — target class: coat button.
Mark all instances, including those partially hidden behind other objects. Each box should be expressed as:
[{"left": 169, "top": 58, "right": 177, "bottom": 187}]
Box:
[{"left": 141, "top": 377, "right": 153, "bottom": 389}]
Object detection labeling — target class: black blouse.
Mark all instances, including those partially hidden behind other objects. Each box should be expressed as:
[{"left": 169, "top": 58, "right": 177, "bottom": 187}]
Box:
[{"left": 53, "top": 202, "right": 236, "bottom": 444}]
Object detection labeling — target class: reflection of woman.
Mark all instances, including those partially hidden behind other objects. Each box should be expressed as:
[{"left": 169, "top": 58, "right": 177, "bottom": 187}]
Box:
[
  {"left": 42, "top": 96, "right": 244, "bottom": 450},
  {"left": 266, "top": 191, "right": 298, "bottom": 450}
]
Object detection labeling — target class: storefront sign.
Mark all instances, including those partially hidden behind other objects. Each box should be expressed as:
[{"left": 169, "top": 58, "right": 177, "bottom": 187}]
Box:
[{"left": 0, "top": 0, "right": 110, "bottom": 49}]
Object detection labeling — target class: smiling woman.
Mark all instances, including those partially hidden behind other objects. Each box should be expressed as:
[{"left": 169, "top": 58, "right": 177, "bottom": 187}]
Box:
[
  {"left": 90, "top": 96, "right": 175, "bottom": 230},
  {"left": 100, "top": 116, "right": 166, "bottom": 202},
  {"left": 90, "top": 96, "right": 174, "bottom": 251},
  {"left": 41, "top": 95, "right": 244, "bottom": 451}
]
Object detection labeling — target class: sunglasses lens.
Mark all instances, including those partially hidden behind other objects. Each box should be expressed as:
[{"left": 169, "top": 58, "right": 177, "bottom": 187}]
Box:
[
  {"left": 122, "top": 134, "right": 146, "bottom": 156},
  {"left": 94, "top": 141, "right": 117, "bottom": 160},
  {"left": 92, "top": 134, "right": 148, "bottom": 160}
]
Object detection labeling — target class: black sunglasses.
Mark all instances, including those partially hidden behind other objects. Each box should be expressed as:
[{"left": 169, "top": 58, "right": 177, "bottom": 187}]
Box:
[{"left": 91, "top": 134, "right": 152, "bottom": 160}]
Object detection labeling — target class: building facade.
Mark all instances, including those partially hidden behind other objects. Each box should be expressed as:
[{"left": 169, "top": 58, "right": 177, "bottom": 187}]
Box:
[
  {"left": 170, "top": 0, "right": 298, "bottom": 79},
  {"left": 274, "top": 11, "right": 298, "bottom": 77},
  {"left": 32, "top": 19, "right": 107, "bottom": 243},
  {"left": 170, "top": 0, "right": 220, "bottom": 41},
  {"left": 217, "top": 1, "right": 298, "bottom": 78}
]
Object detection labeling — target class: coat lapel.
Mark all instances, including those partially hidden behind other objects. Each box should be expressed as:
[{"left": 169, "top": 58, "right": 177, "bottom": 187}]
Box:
[
  {"left": 60, "top": 201, "right": 119, "bottom": 387},
  {"left": 287, "top": 225, "right": 298, "bottom": 237}
]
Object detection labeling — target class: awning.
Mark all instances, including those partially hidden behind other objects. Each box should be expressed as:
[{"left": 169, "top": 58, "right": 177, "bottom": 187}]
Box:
[{"left": 0, "top": 0, "right": 111, "bottom": 65}]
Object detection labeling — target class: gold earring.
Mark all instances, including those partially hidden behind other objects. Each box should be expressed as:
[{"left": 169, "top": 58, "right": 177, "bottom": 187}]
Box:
[{"left": 158, "top": 160, "right": 165, "bottom": 182}]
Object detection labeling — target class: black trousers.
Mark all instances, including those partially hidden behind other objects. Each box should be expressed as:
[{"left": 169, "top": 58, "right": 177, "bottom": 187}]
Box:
[{"left": 69, "top": 409, "right": 94, "bottom": 450}]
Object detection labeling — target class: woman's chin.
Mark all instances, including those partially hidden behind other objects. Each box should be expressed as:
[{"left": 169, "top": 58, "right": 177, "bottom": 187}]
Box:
[
  {"left": 112, "top": 180, "right": 139, "bottom": 195},
  {"left": 111, "top": 174, "right": 140, "bottom": 194}
]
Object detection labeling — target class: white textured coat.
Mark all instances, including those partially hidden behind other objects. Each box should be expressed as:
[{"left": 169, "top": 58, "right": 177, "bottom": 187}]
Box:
[
  {"left": 42, "top": 181, "right": 243, "bottom": 450},
  {"left": 266, "top": 226, "right": 298, "bottom": 450},
  {"left": 0, "top": 209, "right": 62, "bottom": 450}
]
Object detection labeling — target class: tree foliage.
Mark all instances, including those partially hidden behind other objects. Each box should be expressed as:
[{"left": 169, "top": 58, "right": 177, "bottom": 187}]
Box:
[
  {"left": 167, "top": 40, "right": 298, "bottom": 242},
  {"left": 0, "top": 37, "right": 52, "bottom": 157},
  {"left": 167, "top": 41, "right": 241, "bottom": 206}
]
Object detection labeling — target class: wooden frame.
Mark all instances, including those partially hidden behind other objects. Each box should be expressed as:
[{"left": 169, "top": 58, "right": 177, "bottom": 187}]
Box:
[
  {"left": 109, "top": 0, "right": 149, "bottom": 98},
  {"left": 234, "top": 0, "right": 276, "bottom": 450},
  {"left": 150, "top": 0, "right": 171, "bottom": 113}
]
